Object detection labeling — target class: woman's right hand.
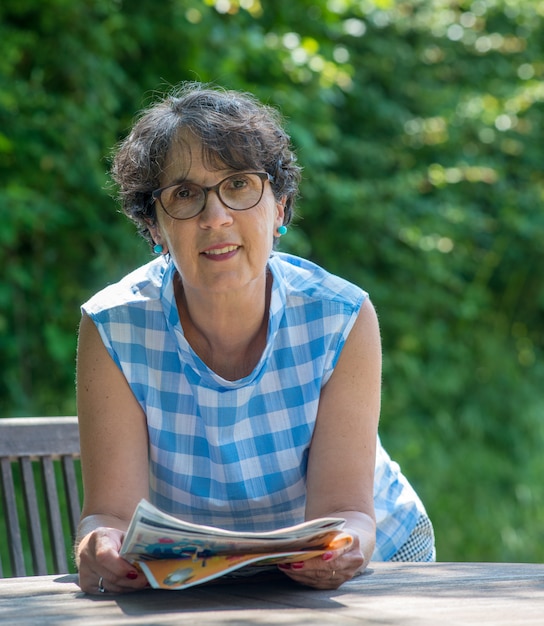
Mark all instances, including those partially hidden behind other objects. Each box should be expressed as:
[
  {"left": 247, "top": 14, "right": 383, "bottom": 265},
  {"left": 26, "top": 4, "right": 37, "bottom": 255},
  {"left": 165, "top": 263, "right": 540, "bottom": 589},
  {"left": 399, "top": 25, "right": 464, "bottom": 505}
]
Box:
[{"left": 76, "top": 526, "right": 148, "bottom": 595}]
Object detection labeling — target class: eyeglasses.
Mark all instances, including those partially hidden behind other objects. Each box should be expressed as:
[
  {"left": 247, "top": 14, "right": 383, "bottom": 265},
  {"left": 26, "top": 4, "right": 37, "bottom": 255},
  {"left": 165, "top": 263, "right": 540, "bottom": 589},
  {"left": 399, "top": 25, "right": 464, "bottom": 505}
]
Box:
[{"left": 152, "top": 171, "right": 273, "bottom": 220}]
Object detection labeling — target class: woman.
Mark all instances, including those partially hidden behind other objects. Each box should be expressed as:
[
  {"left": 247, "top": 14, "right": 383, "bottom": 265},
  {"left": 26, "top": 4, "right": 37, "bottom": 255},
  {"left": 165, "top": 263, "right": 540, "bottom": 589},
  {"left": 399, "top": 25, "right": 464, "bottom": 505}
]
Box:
[{"left": 75, "top": 82, "right": 435, "bottom": 595}]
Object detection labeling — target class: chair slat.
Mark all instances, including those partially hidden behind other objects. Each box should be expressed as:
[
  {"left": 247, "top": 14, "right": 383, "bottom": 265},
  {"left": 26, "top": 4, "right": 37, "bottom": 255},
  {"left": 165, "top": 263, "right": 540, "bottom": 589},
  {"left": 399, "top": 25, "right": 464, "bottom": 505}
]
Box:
[
  {"left": 20, "top": 457, "right": 48, "bottom": 576},
  {"left": 0, "top": 457, "right": 26, "bottom": 576},
  {"left": 62, "top": 455, "right": 81, "bottom": 537},
  {"left": 42, "top": 457, "right": 69, "bottom": 574}
]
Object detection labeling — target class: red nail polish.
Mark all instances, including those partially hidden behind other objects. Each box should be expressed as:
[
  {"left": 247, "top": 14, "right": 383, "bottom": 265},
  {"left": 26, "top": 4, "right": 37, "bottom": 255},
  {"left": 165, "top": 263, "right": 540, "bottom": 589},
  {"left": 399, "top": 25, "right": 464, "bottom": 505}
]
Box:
[
  {"left": 322, "top": 551, "right": 334, "bottom": 561},
  {"left": 277, "top": 563, "right": 291, "bottom": 570},
  {"left": 291, "top": 562, "right": 305, "bottom": 570},
  {"left": 126, "top": 570, "right": 138, "bottom": 580}
]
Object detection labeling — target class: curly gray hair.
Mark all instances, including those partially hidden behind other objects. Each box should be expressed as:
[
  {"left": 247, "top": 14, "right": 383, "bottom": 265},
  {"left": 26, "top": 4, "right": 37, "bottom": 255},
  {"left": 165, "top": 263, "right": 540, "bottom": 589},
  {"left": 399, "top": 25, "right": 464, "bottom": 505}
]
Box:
[{"left": 110, "top": 82, "right": 302, "bottom": 246}]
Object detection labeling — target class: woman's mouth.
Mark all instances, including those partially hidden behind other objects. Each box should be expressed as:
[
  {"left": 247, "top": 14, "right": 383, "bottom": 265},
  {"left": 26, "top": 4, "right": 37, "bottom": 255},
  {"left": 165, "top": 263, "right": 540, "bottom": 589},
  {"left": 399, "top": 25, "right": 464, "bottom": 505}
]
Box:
[{"left": 202, "top": 245, "right": 240, "bottom": 260}]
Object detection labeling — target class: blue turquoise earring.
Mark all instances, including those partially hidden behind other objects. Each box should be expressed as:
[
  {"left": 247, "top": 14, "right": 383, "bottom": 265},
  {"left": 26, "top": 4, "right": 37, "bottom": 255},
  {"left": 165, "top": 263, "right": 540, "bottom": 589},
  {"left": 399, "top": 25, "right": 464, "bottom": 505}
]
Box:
[
  {"left": 277, "top": 225, "right": 287, "bottom": 236},
  {"left": 153, "top": 244, "right": 164, "bottom": 254}
]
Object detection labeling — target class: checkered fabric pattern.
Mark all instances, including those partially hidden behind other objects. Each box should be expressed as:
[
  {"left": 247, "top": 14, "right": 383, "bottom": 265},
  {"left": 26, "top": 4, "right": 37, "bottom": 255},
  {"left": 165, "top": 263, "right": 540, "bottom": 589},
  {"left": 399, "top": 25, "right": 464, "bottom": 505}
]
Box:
[
  {"left": 83, "top": 252, "right": 433, "bottom": 560},
  {"left": 390, "top": 512, "right": 436, "bottom": 561}
]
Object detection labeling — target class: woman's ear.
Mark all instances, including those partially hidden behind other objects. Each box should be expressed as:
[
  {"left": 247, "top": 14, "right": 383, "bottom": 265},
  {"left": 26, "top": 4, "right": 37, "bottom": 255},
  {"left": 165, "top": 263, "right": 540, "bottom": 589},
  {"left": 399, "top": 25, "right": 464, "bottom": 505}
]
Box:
[
  {"left": 147, "top": 222, "right": 168, "bottom": 255},
  {"left": 276, "top": 196, "right": 286, "bottom": 227}
]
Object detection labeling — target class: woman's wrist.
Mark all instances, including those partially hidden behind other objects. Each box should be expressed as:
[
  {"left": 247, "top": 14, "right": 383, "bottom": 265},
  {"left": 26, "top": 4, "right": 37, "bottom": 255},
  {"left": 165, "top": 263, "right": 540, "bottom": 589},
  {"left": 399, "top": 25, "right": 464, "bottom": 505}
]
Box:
[
  {"left": 75, "top": 514, "right": 130, "bottom": 564},
  {"left": 336, "top": 511, "right": 376, "bottom": 571}
]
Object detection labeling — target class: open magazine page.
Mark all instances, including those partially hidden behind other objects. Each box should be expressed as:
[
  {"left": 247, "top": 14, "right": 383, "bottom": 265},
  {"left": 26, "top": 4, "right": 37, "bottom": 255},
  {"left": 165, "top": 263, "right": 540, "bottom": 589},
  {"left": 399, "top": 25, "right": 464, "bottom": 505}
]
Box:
[{"left": 120, "top": 499, "right": 352, "bottom": 590}]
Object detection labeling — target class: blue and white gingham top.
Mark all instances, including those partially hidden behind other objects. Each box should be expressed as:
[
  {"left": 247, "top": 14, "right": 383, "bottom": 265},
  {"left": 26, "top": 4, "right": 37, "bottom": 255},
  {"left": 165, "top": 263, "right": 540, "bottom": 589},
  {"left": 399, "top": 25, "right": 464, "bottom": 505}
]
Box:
[{"left": 82, "top": 252, "right": 425, "bottom": 560}]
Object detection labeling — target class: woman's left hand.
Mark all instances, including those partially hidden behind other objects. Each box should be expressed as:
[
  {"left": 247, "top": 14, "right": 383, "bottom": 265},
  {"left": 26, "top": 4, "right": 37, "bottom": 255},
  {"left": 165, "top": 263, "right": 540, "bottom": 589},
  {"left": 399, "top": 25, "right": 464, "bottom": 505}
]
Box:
[{"left": 277, "top": 533, "right": 366, "bottom": 590}]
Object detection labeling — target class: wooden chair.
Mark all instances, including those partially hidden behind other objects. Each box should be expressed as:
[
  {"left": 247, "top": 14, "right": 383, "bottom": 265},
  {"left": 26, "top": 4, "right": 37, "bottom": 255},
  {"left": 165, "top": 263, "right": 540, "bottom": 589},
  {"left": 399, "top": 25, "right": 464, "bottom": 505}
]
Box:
[{"left": 0, "top": 416, "right": 81, "bottom": 577}]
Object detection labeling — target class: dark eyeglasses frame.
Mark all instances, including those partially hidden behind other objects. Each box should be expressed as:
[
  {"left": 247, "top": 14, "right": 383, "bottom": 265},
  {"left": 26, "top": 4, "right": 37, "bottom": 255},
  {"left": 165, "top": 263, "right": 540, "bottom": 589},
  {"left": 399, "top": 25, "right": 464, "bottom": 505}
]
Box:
[{"left": 151, "top": 171, "right": 273, "bottom": 220}]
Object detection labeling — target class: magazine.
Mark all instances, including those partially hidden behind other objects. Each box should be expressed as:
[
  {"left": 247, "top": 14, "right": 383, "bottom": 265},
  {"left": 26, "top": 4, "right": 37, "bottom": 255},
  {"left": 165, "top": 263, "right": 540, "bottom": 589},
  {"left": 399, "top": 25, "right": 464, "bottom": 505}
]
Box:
[{"left": 120, "top": 499, "right": 352, "bottom": 590}]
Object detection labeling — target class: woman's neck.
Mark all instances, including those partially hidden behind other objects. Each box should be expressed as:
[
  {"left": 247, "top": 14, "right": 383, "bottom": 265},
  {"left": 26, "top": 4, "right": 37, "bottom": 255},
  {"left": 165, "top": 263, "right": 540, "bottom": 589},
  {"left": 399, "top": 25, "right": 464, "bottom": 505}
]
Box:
[{"left": 174, "top": 271, "right": 271, "bottom": 380}]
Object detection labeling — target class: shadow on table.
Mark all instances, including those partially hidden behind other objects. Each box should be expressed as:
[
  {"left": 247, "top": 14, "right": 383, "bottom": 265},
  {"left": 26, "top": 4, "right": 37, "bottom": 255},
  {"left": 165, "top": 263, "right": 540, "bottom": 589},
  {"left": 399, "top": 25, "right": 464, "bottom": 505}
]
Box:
[
  {"left": 53, "top": 570, "right": 355, "bottom": 615},
  {"left": 118, "top": 575, "right": 351, "bottom": 617}
]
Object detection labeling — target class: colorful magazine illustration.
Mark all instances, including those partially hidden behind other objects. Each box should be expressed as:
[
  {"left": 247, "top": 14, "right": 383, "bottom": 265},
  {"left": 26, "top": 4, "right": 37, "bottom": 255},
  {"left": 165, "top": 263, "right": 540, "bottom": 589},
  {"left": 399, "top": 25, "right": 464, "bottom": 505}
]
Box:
[{"left": 120, "top": 499, "right": 352, "bottom": 590}]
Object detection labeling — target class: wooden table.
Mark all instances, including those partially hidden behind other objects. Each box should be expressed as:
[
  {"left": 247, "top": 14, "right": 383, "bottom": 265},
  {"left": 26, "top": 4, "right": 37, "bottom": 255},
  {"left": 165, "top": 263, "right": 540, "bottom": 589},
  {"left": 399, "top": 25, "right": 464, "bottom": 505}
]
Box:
[{"left": 1, "top": 562, "right": 543, "bottom": 625}]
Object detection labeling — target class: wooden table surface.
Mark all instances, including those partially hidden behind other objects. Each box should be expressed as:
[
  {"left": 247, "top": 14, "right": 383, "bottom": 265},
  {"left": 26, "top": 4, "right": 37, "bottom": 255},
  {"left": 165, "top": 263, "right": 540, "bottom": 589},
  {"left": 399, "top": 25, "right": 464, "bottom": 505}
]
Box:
[{"left": 1, "top": 562, "right": 543, "bottom": 625}]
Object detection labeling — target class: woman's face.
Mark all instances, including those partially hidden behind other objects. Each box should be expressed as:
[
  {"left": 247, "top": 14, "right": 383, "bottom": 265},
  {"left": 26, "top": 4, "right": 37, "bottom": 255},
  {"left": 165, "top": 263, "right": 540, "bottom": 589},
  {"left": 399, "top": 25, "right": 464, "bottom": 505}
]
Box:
[{"left": 150, "top": 133, "right": 285, "bottom": 297}]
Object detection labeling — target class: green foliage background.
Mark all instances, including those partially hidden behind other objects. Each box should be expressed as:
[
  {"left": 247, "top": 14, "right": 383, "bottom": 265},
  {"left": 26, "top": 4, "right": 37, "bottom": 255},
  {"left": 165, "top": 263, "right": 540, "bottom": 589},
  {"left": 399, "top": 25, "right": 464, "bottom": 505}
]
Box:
[{"left": 1, "top": 0, "right": 543, "bottom": 562}]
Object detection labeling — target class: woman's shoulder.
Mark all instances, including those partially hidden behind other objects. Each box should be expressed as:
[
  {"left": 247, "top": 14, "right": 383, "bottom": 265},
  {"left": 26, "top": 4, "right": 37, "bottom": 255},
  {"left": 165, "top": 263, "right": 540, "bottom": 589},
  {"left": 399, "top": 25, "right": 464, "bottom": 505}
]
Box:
[
  {"left": 269, "top": 252, "right": 368, "bottom": 307},
  {"left": 82, "top": 256, "right": 169, "bottom": 316}
]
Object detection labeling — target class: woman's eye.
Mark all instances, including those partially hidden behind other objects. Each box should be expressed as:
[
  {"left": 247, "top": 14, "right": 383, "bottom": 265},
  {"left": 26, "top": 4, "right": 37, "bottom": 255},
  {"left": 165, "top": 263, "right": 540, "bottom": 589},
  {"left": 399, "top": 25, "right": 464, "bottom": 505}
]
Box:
[
  {"left": 229, "top": 176, "right": 249, "bottom": 190},
  {"left": 174, "top": 185, "right": 195, "bottom": 199}
]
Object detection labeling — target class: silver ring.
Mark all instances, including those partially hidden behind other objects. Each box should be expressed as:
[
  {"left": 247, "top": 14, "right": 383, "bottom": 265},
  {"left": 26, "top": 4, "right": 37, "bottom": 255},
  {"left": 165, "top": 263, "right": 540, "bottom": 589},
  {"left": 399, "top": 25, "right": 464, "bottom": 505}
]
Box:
[{"left": 98, "top": 576, "right": 106, "bottom": 594}]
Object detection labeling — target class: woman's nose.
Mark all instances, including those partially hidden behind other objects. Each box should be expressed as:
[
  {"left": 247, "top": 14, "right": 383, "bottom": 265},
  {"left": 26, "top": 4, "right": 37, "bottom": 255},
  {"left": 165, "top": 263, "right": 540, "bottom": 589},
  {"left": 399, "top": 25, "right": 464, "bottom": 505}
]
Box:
[{"left": 198, "top": 190, "right": 234, "bottom": 227}]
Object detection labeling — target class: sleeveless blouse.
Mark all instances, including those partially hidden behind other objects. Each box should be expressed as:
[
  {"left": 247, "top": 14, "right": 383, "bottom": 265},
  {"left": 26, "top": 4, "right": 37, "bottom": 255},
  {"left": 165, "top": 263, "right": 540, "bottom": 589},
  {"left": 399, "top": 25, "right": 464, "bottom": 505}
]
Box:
[{"left": 82, "top": 252, "right": 425, "bottom": 560}]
